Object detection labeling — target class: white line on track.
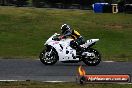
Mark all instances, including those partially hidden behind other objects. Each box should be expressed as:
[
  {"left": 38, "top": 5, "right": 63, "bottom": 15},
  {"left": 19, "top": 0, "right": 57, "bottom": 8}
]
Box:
[
  {"left": 117, "top": 83, "right": 132, "bottom": 84},
  {"left": 0, "top": 80, "right": 25, "bottom": 82},
  {"left": 103, "top": 61, "right": 115, "bottom": 62},
  {"left": 0, "top": 80, "right": 132, "bottom": 84},
  {"left": 43, "top": 81, "right": 67, "bottom": 83}
]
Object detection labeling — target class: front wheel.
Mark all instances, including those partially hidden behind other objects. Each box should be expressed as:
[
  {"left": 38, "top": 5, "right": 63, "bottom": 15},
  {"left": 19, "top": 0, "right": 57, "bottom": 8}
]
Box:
[
  {"left": 83, "top": 48, "right": 101, "bottom": 66},
  {"left": 39, "top": 46, "right": 58, "bottom": 65}
]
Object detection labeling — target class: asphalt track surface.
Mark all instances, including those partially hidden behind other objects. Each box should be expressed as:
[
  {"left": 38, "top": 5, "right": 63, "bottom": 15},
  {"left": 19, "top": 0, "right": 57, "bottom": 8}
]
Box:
[{"left": 0, "top": 59, "right": 132, "bottom": 82}]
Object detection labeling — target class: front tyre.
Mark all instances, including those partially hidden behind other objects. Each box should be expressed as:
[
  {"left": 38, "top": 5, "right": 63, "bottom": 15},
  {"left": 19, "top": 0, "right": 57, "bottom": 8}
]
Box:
[
  {"left": 83, "top": 48, "right": 101, "bottom": 66},
  {"left": 39, "top": 46, "right": 58, "bottom": 65}
]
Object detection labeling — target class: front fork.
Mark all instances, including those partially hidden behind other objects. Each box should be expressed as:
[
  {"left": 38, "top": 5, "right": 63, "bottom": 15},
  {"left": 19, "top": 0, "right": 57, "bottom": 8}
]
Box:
[{"left": 45, "top": 45, "right": 53, "bottom": 56}]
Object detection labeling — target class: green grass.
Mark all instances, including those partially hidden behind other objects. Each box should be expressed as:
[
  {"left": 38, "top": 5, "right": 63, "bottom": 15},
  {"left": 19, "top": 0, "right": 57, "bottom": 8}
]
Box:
[
  {"left": 0, "top": 6, "right": 132, "bottom": 61},
  {"left": 0, "top": 81, "right": 132, "bottom": 88}
]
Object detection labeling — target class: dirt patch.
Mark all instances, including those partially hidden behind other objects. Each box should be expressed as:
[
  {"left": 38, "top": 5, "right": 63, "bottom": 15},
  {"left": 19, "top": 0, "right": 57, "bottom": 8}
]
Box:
[{"left": 104, "top": 24, "right": 123, "bottom": 30}]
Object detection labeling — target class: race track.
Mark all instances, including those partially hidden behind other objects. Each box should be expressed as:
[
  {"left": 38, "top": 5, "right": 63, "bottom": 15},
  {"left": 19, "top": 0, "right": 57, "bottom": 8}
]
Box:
[{"left": 0, "top": 59, "right": 132, "bottom": 82}]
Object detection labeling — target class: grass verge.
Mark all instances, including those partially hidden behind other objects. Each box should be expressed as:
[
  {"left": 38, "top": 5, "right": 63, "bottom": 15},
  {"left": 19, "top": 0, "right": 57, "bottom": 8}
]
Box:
[
  {"left": 0, "top": 81, "right": 132, "bottom": 88},
  {"left": 0, "top": 6, "right": 132, "bottom": 61}
]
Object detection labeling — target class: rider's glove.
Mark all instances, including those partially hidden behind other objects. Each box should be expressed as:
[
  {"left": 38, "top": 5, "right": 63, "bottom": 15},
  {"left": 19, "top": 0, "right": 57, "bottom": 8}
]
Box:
[{"left": 59, "top": 35, "right": 66, "bottom": 39}]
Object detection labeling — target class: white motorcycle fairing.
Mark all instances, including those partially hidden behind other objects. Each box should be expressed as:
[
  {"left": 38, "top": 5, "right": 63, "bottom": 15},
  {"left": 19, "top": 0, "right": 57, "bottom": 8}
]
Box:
[
  {"left": 44, "top": 33, "right": 99, "bottom": 62},
  {"left": 81, "top": 39, "right": 99, "bottom": 48},
  {"left": 47, "top": 39, "right": 79, "bottom": 61},
  {"left": 40, "top": 33, "right": 101, "bottom": 66}
]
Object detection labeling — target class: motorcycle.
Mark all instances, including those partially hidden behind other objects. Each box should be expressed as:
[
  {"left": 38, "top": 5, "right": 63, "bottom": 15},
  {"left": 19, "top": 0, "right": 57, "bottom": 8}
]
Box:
[{"left": 39, "top": 33, "right": 101, "bottom": 66}]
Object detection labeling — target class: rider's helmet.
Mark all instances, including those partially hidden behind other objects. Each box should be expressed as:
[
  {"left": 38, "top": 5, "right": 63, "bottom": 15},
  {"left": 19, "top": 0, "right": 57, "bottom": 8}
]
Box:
[{"left": 61, "top": 24, "right": 71, "bottom": 34}]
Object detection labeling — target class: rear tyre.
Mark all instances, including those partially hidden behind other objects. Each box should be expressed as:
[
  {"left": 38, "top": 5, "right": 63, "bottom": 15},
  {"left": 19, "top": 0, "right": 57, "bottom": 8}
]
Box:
[
  {"left": 83, "top": 48, "right": 101, "bottom": 66},
  {"left": 39, "top": 46, "right": 58, "bottom": 65}
]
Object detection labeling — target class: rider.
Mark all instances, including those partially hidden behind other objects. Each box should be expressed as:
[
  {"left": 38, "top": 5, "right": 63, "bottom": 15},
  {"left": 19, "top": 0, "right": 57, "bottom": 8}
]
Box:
[{"left": 58, "top": 24, "right": 85, "bottom": 55}]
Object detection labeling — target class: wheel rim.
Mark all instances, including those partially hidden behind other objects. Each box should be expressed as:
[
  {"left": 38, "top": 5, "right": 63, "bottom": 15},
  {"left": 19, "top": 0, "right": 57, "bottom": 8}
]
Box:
[
  {"left": 41, "top": 50, "right": 57, "bottom": 64},
  {"left": 85, "top": 49, "right": 101, "bottom": 64}
]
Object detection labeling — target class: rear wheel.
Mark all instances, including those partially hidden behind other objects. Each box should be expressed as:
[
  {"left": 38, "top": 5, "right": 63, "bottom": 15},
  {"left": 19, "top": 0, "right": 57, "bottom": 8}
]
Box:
[
  {"left": 39, "top": 46, "right": 58, "bottom": 65},
  {"left": 83, "top": 48, "right": 101, "bottom": 66}
]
